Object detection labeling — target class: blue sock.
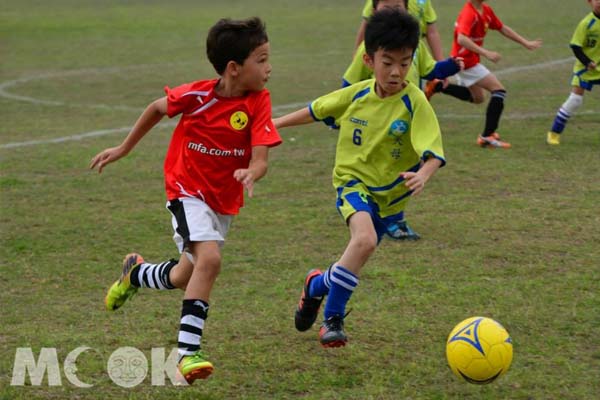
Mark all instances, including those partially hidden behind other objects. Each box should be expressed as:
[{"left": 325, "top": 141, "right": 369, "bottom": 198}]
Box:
[
  {"left": 308, "top": 267, "right": 331, "bottom": 298},
  {"left": 551, "top": 107, "right": 571, "bottom": 134},
  {"left": 323, "top": 265, "right": 359, "bottom": 319}
]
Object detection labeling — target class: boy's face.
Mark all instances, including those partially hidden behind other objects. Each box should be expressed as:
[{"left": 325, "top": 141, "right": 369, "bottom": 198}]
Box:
[
  {"left": 364, "top": 47, "right": 413, "bottom": 97},
  {"left": 590, "top": 0, "right": 600, "bottom": 14},
  {"left": 375, "top": 0, "right": 406, "bottom": 12},
  {"left": 237, "top": 42, "right": 272, "bottom": 91}
]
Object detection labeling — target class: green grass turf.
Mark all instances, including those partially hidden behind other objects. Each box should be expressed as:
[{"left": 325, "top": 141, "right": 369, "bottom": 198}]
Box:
[{"left": 1, "top": 0, "right": 599, "bottom": 398}]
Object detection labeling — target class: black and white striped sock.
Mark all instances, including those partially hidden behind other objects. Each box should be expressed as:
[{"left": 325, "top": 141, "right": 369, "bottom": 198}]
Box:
[
  {"left": 178, "top": 299, "right": 209, "bottom": 357},
  {"left": 130, "top": 259, "right": 177, "bottom": 290}
]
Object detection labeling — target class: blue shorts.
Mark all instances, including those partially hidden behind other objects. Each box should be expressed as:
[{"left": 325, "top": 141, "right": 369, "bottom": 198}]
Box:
[
  {"left": 336, "top": 187, "right": 407, "bottom": 243},
  {"left": 571, "top": 70, "right": 600, "bottom": 91}
]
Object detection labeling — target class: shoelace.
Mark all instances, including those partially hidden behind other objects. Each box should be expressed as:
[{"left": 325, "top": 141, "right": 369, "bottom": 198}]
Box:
[
  {"left": 180, "top": 350, "right": 210, "bottom": 364},
  {"left": 325, "top": 309, "right": 353, "bottom": 329}
]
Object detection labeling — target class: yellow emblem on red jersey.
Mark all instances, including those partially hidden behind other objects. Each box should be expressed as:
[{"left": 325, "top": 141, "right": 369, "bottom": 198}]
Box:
[{"left": 230, "top": 111, "right": 249, "bottom": 130}]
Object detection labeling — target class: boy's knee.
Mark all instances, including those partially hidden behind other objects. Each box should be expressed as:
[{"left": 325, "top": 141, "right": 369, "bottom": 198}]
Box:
[
  {"left": 195, "top": 250, "right": 222, "bottom": 274},
  {"left": 472, "top": 95, "right": 485, "bottom": 104},
  {"left": 351, "top": 232, "right": 377, "bottom": 256}
]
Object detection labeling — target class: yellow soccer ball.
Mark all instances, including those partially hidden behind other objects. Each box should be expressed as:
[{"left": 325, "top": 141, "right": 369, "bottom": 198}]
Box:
[{"left": 446, "top": 316, "right": 513, "bottom": 384}]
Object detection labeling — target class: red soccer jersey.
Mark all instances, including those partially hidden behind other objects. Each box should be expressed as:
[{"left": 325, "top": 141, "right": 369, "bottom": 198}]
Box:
[
  {"left": 451, "top": 1, "right": 503, "bottom": 69},
  {"left": 163, "top": 79, "right": 282, "bottom": 215}
]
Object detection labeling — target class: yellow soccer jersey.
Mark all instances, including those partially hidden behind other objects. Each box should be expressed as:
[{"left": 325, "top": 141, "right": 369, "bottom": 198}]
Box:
[
  {"left": 342, "top": 41, "right": 436, "bottom": 90},
  {"left": 309, "top": 79, "right": 444, "bottom": 217},
  {"left": 570, "top": 12, "right": 600, "bottom": 83},
  {"left": 361, "top": 0, "right": 437, "bottom": 36}
]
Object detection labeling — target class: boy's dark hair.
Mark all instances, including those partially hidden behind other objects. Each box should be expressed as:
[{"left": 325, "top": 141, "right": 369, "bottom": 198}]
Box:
[
  {"left": 206, "top": 17, "right": 268, "bottom": 75},
  {"left": 364, "top": 8, "right": 419, "bottom": 56},
  {"left": 372, "top": 0, "right": 408, "bottom": 10}
]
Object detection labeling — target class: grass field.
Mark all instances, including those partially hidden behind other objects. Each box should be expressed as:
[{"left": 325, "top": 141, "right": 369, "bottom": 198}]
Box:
[{"left": 1, "top": 0, "right": 599, "bottom": 399}]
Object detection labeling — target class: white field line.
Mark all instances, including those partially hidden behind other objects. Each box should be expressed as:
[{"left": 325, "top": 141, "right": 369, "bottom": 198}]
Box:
[{"left": 0, "top": 57, "right": 581, "bottom": 149}]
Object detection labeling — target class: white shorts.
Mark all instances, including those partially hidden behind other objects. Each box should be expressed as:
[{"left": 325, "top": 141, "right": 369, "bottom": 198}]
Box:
[
  {"left": 166, "top": 197, "right": 233, "bottom": 259},
  {"left": 455, "top": 63, "right": 491, "bottom": 87}
]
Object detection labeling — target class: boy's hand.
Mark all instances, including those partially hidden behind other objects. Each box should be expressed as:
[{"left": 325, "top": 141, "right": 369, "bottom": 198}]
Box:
[
  {"left": 400, "top": 171, "right": 427, "bottom": 196},
  {"left": 89, "top": 146, "right": 127, "bottom": 173},
  {"left": 453, "top": 57, "right": 465, "bottom": 71},
  {"left": 524, "top": 39, "right": 542, "bottom": 50},
  {"left": 484, "top": 50, "right": 502, "bottom": 63},
  {"left": 233, "top": 168, "right": 256, "bottom": 198},
  {"left": 588, "top": 61, "right": 598, "bottom": 71}
]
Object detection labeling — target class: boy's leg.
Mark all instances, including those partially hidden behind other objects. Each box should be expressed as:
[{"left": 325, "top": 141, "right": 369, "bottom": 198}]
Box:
[
  {"left": 166, "top": 197, "right": 232, "bottom": 383},
  {"left": 548, "top": 86, "right": 585, "bottom": 145},
  {"left": 320, "top": 211, "right": 377, "bottom": 347},
  {"left": 425, "top": 79, "right": 474, "bottom": 103},
  {"left": 105, "top": 253, "right": 182, "bottom": 311},
  {"left": 472, "top": 74, "right": 510, "bottom": 148},
  {"left": 177, "top": 241, "right": 221, "bottom": 383}
]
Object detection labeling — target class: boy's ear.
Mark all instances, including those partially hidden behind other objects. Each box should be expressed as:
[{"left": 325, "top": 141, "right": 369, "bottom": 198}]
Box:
[
  {"left": 363, "top": 52, "right": 375, "bottom": 69},
  {"left": 225, "top": 60, "right": 242, "bottom": 77}
]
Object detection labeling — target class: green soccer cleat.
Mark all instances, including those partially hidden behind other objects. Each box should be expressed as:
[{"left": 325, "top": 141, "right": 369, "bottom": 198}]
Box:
[
  {"left": 104, "top": 253, "right": 144, "bottom": 311},
  {"left": 547, "top": 131, "right": 561, "bottom": 145},
  {"left": 178, "top": 351, "right": 214, "bottom": 383}
]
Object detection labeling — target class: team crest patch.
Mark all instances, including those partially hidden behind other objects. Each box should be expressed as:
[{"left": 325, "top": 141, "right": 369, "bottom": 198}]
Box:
[
  {"left": 388, "top": 119, "right": 409, "bottom": 143},
  {"left": 230, "top": 111, "right": 249, "bottom": 130}
]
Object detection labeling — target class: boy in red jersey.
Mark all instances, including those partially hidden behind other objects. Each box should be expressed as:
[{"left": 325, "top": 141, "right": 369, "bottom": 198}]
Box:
[
  {"left": 90, "top": 17, "right": 281, "bottom": 384},
  {"left": 449, "top": 0, "right": 542, "bottom": 148}
]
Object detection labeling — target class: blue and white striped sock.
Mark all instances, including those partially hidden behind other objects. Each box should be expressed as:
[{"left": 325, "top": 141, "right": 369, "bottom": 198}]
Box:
[
  {"left": 551, "top": 107, "right": 571, "bottom": 134},
  {"left": 308, "top": 267, "right": 332, "bottom": 298},
  {"left": 323, "top": 265, "right": 359, "bottom": 319}
]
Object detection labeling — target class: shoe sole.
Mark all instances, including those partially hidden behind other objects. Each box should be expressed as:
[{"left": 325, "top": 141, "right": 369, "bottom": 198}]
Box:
[
  {"left": 183, "top": 365, "right": 214, "bottom": 383},
  {"left": 321, "top": 339, "right": 347, "bottom": 348}
]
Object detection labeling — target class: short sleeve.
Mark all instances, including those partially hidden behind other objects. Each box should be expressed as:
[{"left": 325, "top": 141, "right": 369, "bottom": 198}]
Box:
[
  {"left": 424, "top": 1, "right": 437, "bottom": 24},
  {"left": 361, "top": 0, "right": 372, "bottom": 19},
  {"left": 487, "top": 6, "right": 503, "bottom": 31},
  {"left": 455, "top": 9, "right": 476, "bottom": 36},
  {"left": 164, "top": 83, "right": 196, "bottom": 118},
  {"left": 250, "top": 92, "right": 282, "bottom": 148},
  {"left": 309, "top": 86, "right": 355, "bottom": 127},
  {"left": 342, "top": 42, "right": 373, "bottom": 86},
  {"left": 411, "top": 94, "right": 445, "bottom": 165},
  {"left": 570, "top": 17, "right": 589, "bottom": 47},
  {"left": 417, "top": 42, "right": 436, "bottom": 78}
]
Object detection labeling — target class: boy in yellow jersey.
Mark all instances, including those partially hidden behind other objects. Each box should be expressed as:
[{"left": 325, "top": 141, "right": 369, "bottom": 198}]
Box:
[
  {"left": 343, "top": 0, "right": 463, "bottom": 91},
  {"left": 274, "top": 8, "right": 444, "bottom": 347},
  {"left": 343, "top": 0, "right": 461, "bottom": 241},
  {"left": 355, "top": 0, "right": 444, "bottom": 61},
  {"left": 547, "top": 0, "right": 600, "bottom": 145}
]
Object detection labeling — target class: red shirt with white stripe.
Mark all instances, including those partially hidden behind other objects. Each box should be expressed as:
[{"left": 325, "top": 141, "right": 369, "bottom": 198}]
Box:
[
  {"left": 163, "top": 78, "right": 282, "bottom": 215},
  {"left": 451, "top": 1, "right": 503, "bottom": 69}
]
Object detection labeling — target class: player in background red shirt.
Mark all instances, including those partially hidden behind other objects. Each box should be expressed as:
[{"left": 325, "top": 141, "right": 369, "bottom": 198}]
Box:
[
  {"left": 90, "top": 17, "right": 281, "bottom": 384},
  {"left": 448, "top": 0, "right": 542, "bottom": 148}
]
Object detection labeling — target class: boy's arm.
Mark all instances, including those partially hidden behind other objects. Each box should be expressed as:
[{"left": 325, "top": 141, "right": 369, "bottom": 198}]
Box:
[
  {"left": 457, "top": 33, "right": 502, "bottom": 63},
  {"left": 233, "top": 145, "right": 270, "bottom": 198},
  {"left": 272, "top": 107, "right": 314, "bottom": 129},
  {"left": 354, "top": 20, "right": 368, "bottom": 53},
  {"left": 401, "top": 156, "right": 442, "bottom": 196},
  {"left": 571, "top": 45, "right": 597, "bottom": 70},
  {"left": 499, "top": 25, "right": 542, "bottom": 50},
  {"left": 90, "top": 97, "right": 168, "bottom": 173},
  {"left": 425, "top": 23, "right": 444, "bottom": 61}
]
